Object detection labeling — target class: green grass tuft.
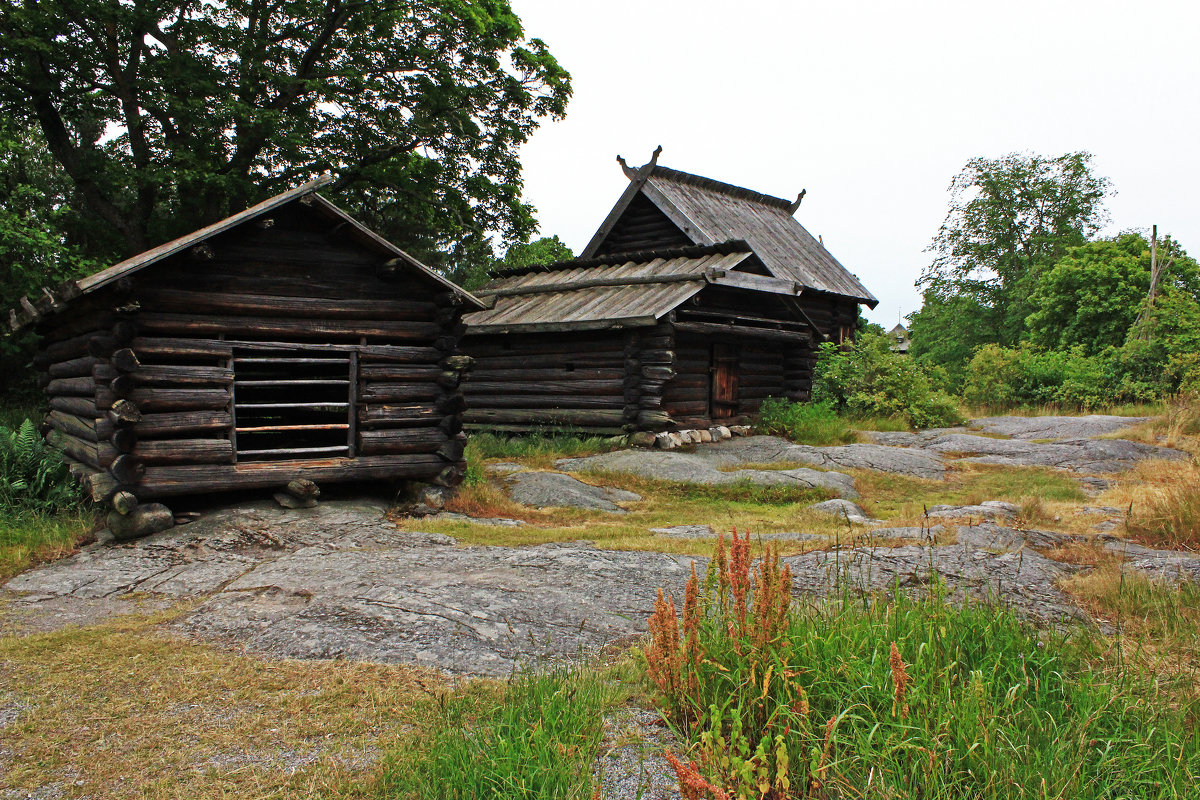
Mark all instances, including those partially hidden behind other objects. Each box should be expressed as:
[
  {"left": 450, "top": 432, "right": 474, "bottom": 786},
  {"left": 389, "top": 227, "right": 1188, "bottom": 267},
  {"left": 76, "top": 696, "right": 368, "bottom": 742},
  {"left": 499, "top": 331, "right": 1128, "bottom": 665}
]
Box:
[
  {"left": 377, "top": 666, "right": 616, "bottom": 799},
  {"left": 755, "top": 398, "right": 858, "bottom": 445}
]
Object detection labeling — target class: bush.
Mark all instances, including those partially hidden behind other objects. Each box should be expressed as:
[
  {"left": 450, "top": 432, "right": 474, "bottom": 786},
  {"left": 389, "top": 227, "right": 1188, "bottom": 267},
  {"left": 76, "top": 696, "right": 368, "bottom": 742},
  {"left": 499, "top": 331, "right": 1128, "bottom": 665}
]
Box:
[
  {"left": 813, "top": 331, "right": 963, "bottom": 429},
  {"left": 0, "top": 418, "right": 81, "bottom": 516},
  {"left": 961, "top": 340, "right": 1195, "bottom": 411},
  {"left": 645, "top": 532, "right": 1200, "bottom": 799},
  {"left": 754, "top": 398, "right": 855, "bottom": 445}
]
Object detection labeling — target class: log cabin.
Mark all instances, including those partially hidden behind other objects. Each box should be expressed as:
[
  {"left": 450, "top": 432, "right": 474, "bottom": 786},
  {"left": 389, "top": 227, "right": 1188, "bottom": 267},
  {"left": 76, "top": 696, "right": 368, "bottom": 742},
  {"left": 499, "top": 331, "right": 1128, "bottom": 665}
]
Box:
[
  {"left": 7, "top": 177, "right": 482, "bottom": 520},
  {"left": 460, "top": 152, "right": 878, "bottom": 435}
]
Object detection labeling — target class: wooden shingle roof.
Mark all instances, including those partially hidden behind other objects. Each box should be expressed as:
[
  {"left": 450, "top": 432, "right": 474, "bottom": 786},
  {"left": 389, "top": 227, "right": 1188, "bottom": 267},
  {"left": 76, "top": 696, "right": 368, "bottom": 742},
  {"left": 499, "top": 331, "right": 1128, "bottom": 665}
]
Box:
[
  {"left": 582, "top": 160, "right": 878, "bottom": 308},
  {"left": 464, "top": 243, "right": 804, "bottom": 334}
]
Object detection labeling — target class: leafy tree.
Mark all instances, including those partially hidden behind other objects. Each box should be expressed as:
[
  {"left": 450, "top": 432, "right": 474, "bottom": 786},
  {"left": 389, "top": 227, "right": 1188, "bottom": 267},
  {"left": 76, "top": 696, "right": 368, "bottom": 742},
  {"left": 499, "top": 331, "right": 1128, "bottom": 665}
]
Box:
[
  {"left": 0, "top": 120, "right": 108, "bottom": 397},
  {"left": 494, "top": 234, "right": 573, "bottom": 272},
  {"left": 905, "top": 288, "right": 1000, "bottom": 390},
  {"left": 918, "top": 152, "right": 1111, "bottom": 347},
  {"left": 448, "top": 233, "right": 572, "bottom": 291},
  {"left": 1026, "top": 233, "right": 1200, "bottom": 354},
  {"left": 0, "top": 0, "right": 571, "bottom": 282},
  {"left": 813, "top": 330, "right": 962, "bottom": 429}
]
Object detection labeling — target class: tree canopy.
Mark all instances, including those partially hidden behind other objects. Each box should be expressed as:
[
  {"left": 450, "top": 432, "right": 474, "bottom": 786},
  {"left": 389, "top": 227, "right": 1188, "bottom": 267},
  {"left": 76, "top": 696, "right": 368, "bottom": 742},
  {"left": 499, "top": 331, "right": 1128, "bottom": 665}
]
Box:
[
  {"left": 0, "top": 0, "right": 571, "bottom": 283},
  {"left": 919, "top": 152, "right": 1111, "bottom": 346},
  {"left": 1025, "top": 233, "right": 1200, "bottom": 355}
]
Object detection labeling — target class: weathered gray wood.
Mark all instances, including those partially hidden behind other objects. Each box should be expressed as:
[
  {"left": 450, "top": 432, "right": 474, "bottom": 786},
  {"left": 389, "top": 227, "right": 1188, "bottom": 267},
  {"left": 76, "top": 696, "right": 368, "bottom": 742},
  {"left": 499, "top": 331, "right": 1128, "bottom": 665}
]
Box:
[
  {"left": 47, "top": 355, "right": 100, "bottom": 379},
  {"left": 130, "top": 337, "right": 233, "bottom": 359},
  {"left": 110, "top": 490, "right": 139, "bottom": 515},
  {"left": 45, "top": 376, "right": 95, "bottom": 397},
  {"left": 358, "top": 428, "right": 448, "bottom": 455},
  {"left": 109, "top": 399, "right": 142, "bottom": 424},
  {"left": 46, "top": 429, "right": 99, "bottom": 468},
  {"left": 129, "top": 388, "right": 230, "bottom": 412},
  {"left": 49, "top": 396, "right": 100, "bottom": 418},
  {"left": 462, "top": 408, "right": 626, "bottom": 426},
  {"left": 110, "top": 454, "right": 146, "bottom": 484},
  {"left": 132, "top": 364, "right": 234, "bottom": 386},
  {"left": 111, "top": 348, "right": 141, "bottom": 372},
  {"left": 358, "top": 383, "right": 442, "bottom": 403},
  {"left": 136, "top": 288, "right": 438, "bottom": 321},
  {"left": 137, "top": 312, "right": 440, "bottom": 341},
  {"left": 138, "top": 454, "right": 448, "bottom": 497},
  {"left": 44, "top": 411, "right": 98, "bottom": 442},
  {"left": 134, "top": 439, "right": 234, "bottom": 465}
]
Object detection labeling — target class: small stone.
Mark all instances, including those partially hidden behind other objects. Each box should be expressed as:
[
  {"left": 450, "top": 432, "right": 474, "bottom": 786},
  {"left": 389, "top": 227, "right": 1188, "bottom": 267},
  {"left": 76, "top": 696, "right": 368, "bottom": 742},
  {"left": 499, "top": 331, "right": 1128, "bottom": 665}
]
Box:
[
  {"left": 667, "top": 432, "right": 684, "bottom": 447},
  {"left": 808, "top": 499, "right": 874, "bottom": 524},
  {"left": 174, "top": 512, "right": 202, "bottom": 526},
  {"left": 416, "top": 484, "right": 453, "bottom": 510},
  {"left": 107, "top": 504, "right": 174, "bottom": 541},
  {"left": 730, "top": 425, "right": 752, "bottom": 436},
  {"left": 94, "top": 528, "right": 115, "bottom": 545},
  {"left": 274, "top": 492, "right": 317, "bottom": 509},
  {"left": 654, "top": 432, "right": 676, "bottom": 449},
  {"left": 697, "top": 429, "right": 713, "bottom": 443},
  {"left": 713, "top": 426, "right": 732, "bottom": 440},
  {"left": 627, "top": 431, "right": 657, "bottom": 448},
  {"left": 486, "top": 462, "right": 526, "bottom": 474},
  {"left": 286, "top": 478, "right": 320, "bottom": 500}
]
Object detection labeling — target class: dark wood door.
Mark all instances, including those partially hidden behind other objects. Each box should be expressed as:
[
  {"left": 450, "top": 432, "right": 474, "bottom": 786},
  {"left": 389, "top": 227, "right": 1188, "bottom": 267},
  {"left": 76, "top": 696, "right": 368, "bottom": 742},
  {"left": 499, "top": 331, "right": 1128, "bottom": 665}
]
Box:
[{"left": 711, "top": 343, "right": 739, "bottom": 419}]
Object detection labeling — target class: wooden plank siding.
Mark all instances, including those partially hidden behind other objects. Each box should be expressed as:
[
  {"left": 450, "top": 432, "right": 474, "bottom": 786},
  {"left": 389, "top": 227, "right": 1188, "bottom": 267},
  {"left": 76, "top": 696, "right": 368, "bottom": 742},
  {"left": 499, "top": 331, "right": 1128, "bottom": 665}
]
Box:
[{"left": 29, "top": 193, "right": 474, "bottom": 508}]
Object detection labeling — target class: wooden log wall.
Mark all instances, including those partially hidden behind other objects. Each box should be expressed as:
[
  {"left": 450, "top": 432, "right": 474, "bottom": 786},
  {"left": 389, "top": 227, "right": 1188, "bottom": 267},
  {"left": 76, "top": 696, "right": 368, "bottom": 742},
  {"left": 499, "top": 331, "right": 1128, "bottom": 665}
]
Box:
[
  {"left": 30, "top": 200, "right": 472, "bottom": 510},
  {"left": 461, "top": 332, "right": 635, "bottom": 434}
]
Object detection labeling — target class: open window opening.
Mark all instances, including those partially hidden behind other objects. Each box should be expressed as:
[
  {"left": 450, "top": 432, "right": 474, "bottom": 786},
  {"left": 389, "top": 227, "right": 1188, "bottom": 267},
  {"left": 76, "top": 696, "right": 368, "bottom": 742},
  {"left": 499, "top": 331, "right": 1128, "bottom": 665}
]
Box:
[{"left": 232, "top": 347, "right": 355, "bottom": 462}]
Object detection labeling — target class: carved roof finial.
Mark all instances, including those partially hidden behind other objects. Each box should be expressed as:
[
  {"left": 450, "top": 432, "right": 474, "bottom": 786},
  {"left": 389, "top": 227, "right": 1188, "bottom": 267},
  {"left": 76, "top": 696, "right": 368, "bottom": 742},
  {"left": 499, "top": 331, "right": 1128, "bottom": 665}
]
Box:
[
  {"left": 788, "top": 188, "right": 807, "bottom": 214},
  {"left": 616, "top": 154, "right": 636, "bottom": 179},
  {"left": 617, "top": 145, "right": 664, "bottom": 181}
]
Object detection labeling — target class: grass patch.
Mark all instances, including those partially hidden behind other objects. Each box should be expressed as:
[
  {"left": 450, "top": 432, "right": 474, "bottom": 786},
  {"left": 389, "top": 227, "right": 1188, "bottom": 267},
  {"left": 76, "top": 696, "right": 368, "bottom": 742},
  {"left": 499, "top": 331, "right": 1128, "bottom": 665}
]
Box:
[
  {"left": 645, "top": 535, "right": 1200, "bottom": 799},
  {"left": 0, "top": 610, "right": 451, "bottom": 799},
  {"left": 853, "top": 462, "right": 1085, "bottom": 523},
  {"left": 0, "top": 508, "right": 95, "bottom": 580},
  {"left": 465, "top": 430, "right": 618, "bottom": 471},
  {"left": 1064, "top": 567, "right": 1200, "bottom": 669},
  {"left": 377, "top": 665, "right": 618, "bottom": 799},
  {"left": 965, "top": 401, "right": 1166, "bottom": 419},
  {"left": 1106, "top": 458, "right": 1200, "bottom": 549},
  {"left": 0, "top": 402, "right": 41, "bottom": 431},
  {"left": 755, "top": 398, "right": 858, "bottom": 445},
  {"left": 409, "top": 468, "right": 842, "bottom": 556}
]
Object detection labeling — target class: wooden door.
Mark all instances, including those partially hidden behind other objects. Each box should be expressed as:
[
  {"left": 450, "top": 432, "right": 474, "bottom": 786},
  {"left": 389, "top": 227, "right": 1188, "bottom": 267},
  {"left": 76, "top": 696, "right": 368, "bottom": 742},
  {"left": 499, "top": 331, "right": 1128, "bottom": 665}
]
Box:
[{"left": 710, "top": 343, "right": 739, "bottom": 419}]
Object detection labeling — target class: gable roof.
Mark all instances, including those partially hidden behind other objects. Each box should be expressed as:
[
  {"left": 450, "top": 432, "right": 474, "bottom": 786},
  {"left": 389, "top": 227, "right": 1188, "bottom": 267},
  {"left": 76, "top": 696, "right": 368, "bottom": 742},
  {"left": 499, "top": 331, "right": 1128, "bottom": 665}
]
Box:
[
  {"left": 8, "top": 177, "right": 483, "bottom": 332},
  {"left": 582, "top": 161, "right": 878, "bottom": 308},
  {"left": 464, "top": 242, "right": 805, "bottom": 334}
]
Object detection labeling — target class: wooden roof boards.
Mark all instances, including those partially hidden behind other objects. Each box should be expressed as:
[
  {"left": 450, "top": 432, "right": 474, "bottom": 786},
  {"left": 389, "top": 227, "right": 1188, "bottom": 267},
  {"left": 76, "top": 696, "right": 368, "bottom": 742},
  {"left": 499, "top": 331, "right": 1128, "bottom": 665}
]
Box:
[
  {"left": 463, "top": 248, "right": 761, "bottom": 334},
  {"left": 8, "top": 178, "right": 483, "bottom": 332},
  {"left": 582, "top": 161, "right": 878, "bottom": 308}
]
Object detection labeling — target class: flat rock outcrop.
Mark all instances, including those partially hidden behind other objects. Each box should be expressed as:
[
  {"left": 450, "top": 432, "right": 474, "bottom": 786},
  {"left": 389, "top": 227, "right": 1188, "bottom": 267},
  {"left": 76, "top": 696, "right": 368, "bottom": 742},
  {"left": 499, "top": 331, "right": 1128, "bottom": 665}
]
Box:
[
  {"left": 555, "top": 448, "right": 860, "bottom": 498},
  {"left": 505, "top": 472, "right": 641, "bottom": 512}
]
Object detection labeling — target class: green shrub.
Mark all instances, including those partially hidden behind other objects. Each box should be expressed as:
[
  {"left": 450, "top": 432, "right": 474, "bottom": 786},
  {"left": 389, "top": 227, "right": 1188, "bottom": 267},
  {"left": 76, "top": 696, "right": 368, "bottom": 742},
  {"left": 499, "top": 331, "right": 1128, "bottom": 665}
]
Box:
[
  {"left": 814, "top": 331, "right": 963, "bottom": 428},
  {"left": 646, "top": 533, "right": 1199, "bottom": 800},
  {"left": 0, "top": 418, "right": 81, "bottom": 516},
  {"left": 377, "top": 666, "right": 614, "bottom": 799},
  {"left": 754, "top": 398, "right": 855, "bottom": 445}
]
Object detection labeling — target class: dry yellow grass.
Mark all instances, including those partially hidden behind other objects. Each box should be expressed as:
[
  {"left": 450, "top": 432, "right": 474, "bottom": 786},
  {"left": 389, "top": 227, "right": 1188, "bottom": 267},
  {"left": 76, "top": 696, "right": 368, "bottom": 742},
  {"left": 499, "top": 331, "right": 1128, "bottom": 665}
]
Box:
[
  {"left": 1097, "top": 458, "right": 1200, "bottom": 549},
  {"left": 0, "top": 606, "right": 451, "bottom": 799}
]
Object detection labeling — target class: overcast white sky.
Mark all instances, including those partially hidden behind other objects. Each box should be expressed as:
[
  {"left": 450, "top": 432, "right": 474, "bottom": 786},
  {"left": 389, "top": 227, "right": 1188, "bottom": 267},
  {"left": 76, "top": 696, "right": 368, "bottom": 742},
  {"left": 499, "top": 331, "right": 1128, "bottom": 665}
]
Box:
[{"left": 509, "top": 0, "right": 1200, "bottom": 326}]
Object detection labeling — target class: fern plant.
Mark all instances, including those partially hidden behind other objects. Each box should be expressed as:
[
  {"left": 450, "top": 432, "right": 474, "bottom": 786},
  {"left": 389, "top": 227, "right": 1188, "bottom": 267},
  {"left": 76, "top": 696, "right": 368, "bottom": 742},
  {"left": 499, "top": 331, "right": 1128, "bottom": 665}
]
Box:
[{"left": 0, "top": 419, "right": 81, "bottom": 515}]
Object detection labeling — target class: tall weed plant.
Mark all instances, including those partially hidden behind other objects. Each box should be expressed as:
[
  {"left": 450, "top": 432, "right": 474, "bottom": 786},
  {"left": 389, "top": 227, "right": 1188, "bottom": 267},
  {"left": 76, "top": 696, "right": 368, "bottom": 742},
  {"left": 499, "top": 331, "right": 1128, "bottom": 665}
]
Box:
[
  {"left": 645, "top": 532, "right": 1199, "bottom": 799},
  {"left": 814, "top": 331, "right": 962, "bottom": 429}
]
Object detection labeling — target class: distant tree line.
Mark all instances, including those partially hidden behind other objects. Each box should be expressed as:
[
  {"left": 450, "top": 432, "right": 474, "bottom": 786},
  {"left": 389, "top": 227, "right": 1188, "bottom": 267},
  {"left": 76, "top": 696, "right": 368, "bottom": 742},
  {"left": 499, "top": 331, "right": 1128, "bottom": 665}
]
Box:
[{"left": 908, "top": 152, "right": 1199, "bottom": 409}]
